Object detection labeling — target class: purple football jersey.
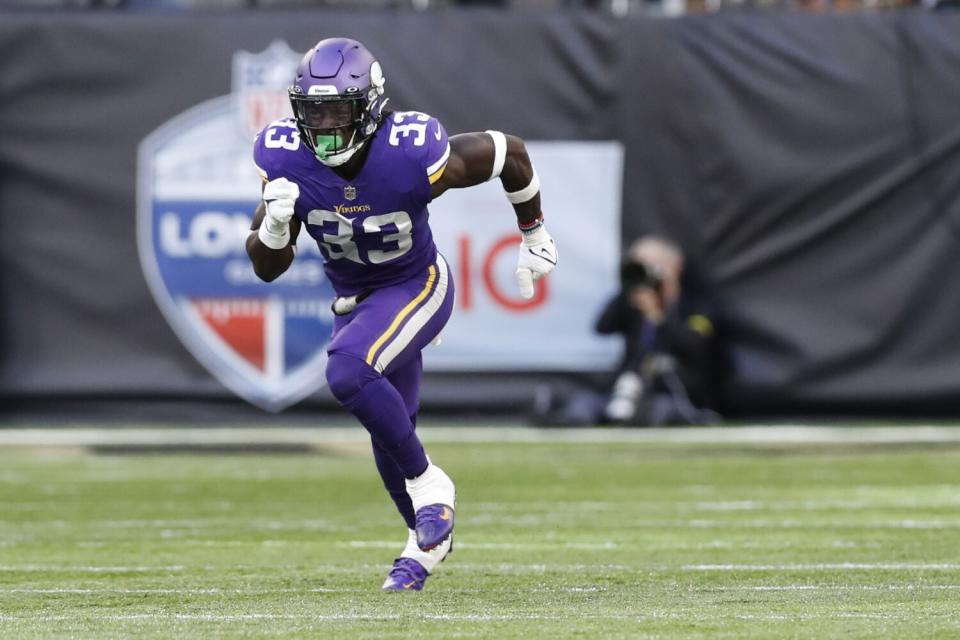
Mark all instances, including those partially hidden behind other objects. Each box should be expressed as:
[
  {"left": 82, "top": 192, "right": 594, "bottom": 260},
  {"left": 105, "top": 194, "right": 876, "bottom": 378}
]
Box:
[{"left": 253, "top": 111, "right": 451, "bottom": 296}]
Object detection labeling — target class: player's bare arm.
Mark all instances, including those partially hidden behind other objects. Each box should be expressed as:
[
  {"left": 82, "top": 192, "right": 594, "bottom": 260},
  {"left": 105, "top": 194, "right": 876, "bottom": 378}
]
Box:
[
  {"left": 246, "top": 181, "right": 303, "bottom": 282},
  {"left": 433, "top": 130, "right": 557, "bottom": 299},
  {"left": 432, "top": 132, "right": 540, "bottom": 226}
]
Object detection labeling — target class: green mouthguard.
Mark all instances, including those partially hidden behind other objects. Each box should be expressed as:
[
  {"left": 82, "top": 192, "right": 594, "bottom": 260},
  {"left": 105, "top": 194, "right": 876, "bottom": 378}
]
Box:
[{"left": 314, "top": 134, "right": 344, "bottom": 159}]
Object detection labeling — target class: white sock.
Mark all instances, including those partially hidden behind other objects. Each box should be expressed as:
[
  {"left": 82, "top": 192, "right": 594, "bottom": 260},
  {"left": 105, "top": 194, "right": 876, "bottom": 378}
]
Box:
[
  {"left": 400, "top": 528, "right": 451, "bottom": 573},
  {"left": 405, "top": 463, "right": 456, "bottom": 512}
]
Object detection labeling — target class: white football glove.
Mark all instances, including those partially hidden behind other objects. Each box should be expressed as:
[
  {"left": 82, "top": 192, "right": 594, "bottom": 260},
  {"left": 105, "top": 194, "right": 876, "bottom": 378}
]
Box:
[
  {"left": 258, "top": 177, "right": 300, "bottom": 249},
  {"left": 515, "top": 224, "right": 558, "bottom": 299}
]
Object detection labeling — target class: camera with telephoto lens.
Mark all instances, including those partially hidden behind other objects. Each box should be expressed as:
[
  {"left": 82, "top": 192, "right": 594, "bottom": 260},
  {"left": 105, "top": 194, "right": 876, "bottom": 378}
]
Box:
[{"left": 620, "top": 260, "right": 662, "bottom": 291}]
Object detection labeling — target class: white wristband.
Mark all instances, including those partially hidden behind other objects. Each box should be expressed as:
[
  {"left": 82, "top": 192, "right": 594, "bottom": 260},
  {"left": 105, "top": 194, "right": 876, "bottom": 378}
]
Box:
[
  {"left": 486, "top": 130, "right": 506, "bottom": 181},
  {"left": 505, "top": 168, "right": 540, "bottom": 205},
  {"left": 258, "top": 223, "right": 290, "bottom": 250},
  {"left": 521, "top": 223, "right": 550, "bottom": 246}
]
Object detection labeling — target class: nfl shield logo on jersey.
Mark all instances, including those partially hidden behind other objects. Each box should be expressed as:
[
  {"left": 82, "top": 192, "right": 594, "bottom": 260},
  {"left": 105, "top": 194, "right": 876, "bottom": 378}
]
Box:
[
  {"left": 136, "top": 41, "right": 335, "bottom": 412},
  {"left": 344, "top": 185, "right": 357, "bottom": 201}
]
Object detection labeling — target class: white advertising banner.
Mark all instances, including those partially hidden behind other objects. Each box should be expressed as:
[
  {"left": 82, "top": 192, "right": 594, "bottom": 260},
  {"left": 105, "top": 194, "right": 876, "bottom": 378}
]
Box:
[{"left": 425, "top": 141, "right": 623, "bottom": 371}]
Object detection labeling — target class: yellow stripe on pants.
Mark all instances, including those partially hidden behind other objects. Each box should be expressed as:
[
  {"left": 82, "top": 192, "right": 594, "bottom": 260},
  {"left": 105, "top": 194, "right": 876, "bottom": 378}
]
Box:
[{"left": 365, "top": 265, "right": 438, "bottom": 366}]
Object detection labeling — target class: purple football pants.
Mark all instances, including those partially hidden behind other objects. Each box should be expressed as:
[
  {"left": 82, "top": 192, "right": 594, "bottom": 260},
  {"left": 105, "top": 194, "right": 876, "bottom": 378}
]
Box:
[{"left": 325, "top": 253, "right": 454, "bottom": 529}]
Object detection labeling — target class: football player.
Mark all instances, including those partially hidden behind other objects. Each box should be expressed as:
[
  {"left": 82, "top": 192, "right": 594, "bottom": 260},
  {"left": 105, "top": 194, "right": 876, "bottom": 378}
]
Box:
[{"left": 246, "top": 37, "right": 557, "bottom": 591}]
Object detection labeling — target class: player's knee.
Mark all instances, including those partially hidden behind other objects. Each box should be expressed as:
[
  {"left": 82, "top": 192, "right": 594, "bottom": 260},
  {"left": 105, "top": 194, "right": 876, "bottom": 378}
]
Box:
[{"left": 326, "top": 352, "right": 381, "bottom": 404}]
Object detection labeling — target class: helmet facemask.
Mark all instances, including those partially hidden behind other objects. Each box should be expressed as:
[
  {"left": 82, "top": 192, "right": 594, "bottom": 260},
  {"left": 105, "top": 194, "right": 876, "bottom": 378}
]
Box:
[{"left": 290, "top": 94, "right": 369, "bottom": 166}]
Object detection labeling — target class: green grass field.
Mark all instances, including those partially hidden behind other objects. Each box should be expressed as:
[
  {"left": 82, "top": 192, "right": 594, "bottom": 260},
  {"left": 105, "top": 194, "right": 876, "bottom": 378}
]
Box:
[{"left": 0, "top": 426, "right": 959, "bottom": 638}]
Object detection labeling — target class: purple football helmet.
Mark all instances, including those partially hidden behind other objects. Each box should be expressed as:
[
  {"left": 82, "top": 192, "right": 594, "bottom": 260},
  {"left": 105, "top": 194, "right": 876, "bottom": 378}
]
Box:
[{"left": 288, "top": 38, "right": 387, "bottom": 167}]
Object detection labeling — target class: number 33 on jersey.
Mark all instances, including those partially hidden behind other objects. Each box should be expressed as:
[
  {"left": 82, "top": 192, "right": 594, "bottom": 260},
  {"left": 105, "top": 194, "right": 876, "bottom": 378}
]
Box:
[{"left": 253, "top": 110, "right": 450, "bottom": 296}]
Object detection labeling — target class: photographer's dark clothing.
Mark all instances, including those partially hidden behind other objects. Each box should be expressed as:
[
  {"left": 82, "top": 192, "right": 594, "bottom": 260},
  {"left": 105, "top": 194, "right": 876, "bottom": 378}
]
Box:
[
  {"left": 530, "top": 261, "right": 724, "bottom": 428},
  {"left": 595, "top": 270, "right": 721, "bottom": 419}
]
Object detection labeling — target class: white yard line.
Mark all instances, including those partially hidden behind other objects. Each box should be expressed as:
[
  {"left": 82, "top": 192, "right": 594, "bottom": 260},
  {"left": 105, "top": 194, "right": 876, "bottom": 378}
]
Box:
[
  {"left": 0, "top": 425, "right": 960, "bottom": 447},
  {"left": 684, "top": 563, "right": 960, "bottom": 571},
  {"left": 0, "top": 611, "right": 945, "bottom": 623},
  {"left": 680, "top": 519, "right": 960, "bottom": 529},
  {"left": 342, "top": 540, "right": 620, "bottom": 550},
  {"left": 700, "top": 584, "right": 960, "bottom": 591},
  {"left": 0, "top": 564, "right": 363, "bottom": 574},
  {"left": 0, "top": 565, "right": 186, "bottom": 573},
  {"left": 471, "top": 497, "right": 960, "bottom": 511},
  {"left": 1, "top": 518, "right": 957, "bottom": 533},
  {"left": 0, "top": 613, "right": 568, "bottom": 622},
  {"left": 1, "top": 562, "right": 954, "bottom": 575},
  {"left": 0, "top": 587, "right": 347, "bottom": 594}
]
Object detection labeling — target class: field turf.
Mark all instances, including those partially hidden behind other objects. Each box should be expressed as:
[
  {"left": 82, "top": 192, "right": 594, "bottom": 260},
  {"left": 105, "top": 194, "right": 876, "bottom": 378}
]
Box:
[{"left": 0, "top": 426, "right": 959, "bottom": 638}]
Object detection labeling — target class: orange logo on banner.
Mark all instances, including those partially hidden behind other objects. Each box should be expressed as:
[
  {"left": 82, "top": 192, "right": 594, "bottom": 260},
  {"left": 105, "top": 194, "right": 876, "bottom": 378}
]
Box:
[{"left": 482, "top": 235, "right": 549, "bottom": 312}]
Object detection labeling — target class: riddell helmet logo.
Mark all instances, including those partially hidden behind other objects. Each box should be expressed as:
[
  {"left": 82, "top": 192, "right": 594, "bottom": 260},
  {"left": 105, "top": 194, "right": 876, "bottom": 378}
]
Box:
[{"left": 136, "top": 41, "right": 335, "bottom": 412}]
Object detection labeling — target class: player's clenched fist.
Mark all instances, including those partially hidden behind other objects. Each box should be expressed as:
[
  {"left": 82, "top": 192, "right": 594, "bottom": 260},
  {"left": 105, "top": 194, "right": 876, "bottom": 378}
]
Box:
[
  {"left": 258, "top": 177, "right": 300, "bottom": 249},
  {"left": 515, "top": 223, "right": 558, "bottom": 299}
]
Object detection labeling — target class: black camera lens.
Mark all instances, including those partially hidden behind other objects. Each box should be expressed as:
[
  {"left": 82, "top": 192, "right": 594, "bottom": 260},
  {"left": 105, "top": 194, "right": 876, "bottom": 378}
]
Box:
[{"left": 621, "top": 262, "right": 661, "bottom": 289}]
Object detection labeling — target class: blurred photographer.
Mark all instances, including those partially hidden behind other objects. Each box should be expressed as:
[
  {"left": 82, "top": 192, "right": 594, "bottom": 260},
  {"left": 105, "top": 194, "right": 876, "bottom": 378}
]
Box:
[{"left": 595, "top": 236, "right": 721, "bottom": 426}]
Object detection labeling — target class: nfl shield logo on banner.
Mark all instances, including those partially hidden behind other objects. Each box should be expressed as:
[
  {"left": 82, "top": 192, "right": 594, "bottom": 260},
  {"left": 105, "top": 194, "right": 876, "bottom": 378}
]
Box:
[
  {"left": 233, "top": 40, "right": 302, "bottom": 137},
  {"left": 136, "top": 41, "right": 334, "bottom": 412}
]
